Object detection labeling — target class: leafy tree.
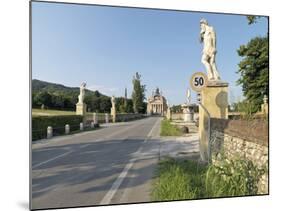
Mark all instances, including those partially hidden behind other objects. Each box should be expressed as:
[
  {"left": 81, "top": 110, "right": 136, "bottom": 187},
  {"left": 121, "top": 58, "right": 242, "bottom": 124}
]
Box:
[
  {"left": 100, "top": 96, "right": 111, "bottom": 113},
  {"left": 34, "top": 91, "right": 52, "bottom": 107},
  {"left": 171, "top": 105, "right": 182, "bottom": 113},
  {"left": 126, "top": 99, "right": 134, "bottom": 113},
  {"left": 131, "top": 72, "right": 146, "bottom": 113},
  {"left": 237, "top": 36, "right": 268, "bottom": 112},
  {"left": 247, "top": 16, "right": 261, "bottom": 25}
]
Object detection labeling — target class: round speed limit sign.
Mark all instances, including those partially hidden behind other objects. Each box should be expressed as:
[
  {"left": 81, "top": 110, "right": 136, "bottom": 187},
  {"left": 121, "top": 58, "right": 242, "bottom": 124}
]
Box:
[{"left": 190, "top": 72, "right": 208, "bottom": 92}]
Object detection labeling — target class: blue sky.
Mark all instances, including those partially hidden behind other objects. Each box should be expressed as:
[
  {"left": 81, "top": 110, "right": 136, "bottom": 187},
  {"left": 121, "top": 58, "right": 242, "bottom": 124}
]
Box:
[{"left": 32, "top": 2, "right": 268, "bottom": 105}]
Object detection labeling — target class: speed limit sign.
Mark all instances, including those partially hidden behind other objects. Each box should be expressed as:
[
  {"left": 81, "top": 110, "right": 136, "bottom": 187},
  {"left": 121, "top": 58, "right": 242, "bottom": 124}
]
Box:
[{"left": 190, "top": 72, "right": 208, "bottom": 92}]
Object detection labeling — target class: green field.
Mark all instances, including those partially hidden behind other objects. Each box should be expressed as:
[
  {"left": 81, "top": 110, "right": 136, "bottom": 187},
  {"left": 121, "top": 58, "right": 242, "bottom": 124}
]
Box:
[{"left": 32, "top": 109, "right": 76, "bottom": 116}]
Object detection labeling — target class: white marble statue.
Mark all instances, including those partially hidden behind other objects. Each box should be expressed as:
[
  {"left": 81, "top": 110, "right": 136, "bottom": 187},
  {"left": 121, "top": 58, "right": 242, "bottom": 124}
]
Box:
[
  {"left": 186, "top": 89, "right": 191, "bottom": 104},
  {"left": 200, "top": 19, "right": 221, "bottom": 81},
  {"left": 111, "top": 95, "right": 116, "bottom": 110},
  {"left": 78, "top": 82, "right": 86, "bottom": 104}
]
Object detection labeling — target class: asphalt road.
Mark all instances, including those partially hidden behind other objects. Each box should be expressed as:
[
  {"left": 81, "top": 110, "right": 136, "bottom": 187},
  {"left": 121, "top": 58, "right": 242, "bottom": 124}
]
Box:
[{"left": 31, "top": 117, "right": 163, "bottom": 210}]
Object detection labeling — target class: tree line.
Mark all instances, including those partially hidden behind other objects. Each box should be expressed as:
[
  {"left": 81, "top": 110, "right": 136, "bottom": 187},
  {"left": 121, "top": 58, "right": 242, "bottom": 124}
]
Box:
[{"left": 32, "top": 72, "right": 147, "bottom": 114}]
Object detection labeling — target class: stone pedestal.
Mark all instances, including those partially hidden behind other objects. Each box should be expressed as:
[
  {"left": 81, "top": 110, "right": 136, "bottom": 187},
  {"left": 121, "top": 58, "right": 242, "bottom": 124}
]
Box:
[
  {"left": 181, "top": 104, "right": 194, "bottom": 122},
  {"left": 199, "top": 81, "right": 228, "bottom": 161},
  {"left": 111, "top": 108, "right": 116, "bottom": 123},
  {"left": 76, "top": 103, "right": 87, "bottom": 116},
  {"left": 166, "top": 108, "right": 171, "bottom": 120}
]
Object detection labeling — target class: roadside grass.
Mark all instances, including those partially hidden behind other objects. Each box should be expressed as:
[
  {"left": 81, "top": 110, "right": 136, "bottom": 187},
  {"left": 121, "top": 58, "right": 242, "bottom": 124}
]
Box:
[
  {"left": 152, "top": 157, "right": 265, "bottom": 201},
  {"left": 32, "top": 108, "right": 101, "bottom": 117},
  {"left": 160, "top": 119, "right": 183, "bottom": 136},
  {"left": 32, "top": 108, "right": 76, "bottom": 116}
]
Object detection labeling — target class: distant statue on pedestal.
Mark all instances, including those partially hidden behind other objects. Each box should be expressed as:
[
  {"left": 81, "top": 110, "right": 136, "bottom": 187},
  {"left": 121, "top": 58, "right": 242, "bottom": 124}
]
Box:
[
  {"left": 200, "top": 19, "right": 221, "bottom": 81},
  {"left": 76, "top": 82, "right": 87, "bottom": 116},
  {"left": 111, "top": 95, "right": 116, "bottom": 123},
  {"left": 78, "top": 82, "right": 86, "bottom": 104},
  {"left": 186, "top": 89, "right": 191, "bottom": 104},
  {"left": 111, "top": 95, "right": 116, "bottom": 110}
]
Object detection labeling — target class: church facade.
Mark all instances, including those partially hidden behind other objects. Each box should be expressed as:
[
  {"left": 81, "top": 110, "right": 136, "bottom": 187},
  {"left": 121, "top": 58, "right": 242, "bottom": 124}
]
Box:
[{"left": 147, "top": 88, "right": 167, "bottom": 116}]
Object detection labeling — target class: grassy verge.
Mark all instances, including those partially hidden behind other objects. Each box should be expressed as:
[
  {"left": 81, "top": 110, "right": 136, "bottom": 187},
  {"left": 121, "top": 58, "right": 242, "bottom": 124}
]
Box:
[
  {"left": 32, "top": 108, "right": 76, "bottom": 116},
  {"left": 160, "top": 119, "right": 183, "bottom": 136},
  {"left": 152, "top": 157, "right": 266, "bottom": 201}
]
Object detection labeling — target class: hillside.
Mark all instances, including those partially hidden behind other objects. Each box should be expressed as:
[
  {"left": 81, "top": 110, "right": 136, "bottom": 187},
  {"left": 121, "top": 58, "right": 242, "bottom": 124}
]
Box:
[
  {"left": 32, "top": 79, "right": 106, "bottom": 98},
  {"left": 32, "top": 79, "right": 112, "bottom": 112}
]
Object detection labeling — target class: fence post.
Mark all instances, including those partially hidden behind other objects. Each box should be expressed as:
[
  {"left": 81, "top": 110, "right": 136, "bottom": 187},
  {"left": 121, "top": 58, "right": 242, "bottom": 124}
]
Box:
[
  {"left": 105, "top": 113, "right": 109, "bottom": 123},
  {"left": 93, "top": 112, "right": 98, "bottom": 124},
  {"left": 65, "top": 124, "right": 70, "bottom": 134},
  {"left": 47, "top": 126, "right": 53, "bottom": 139},
  {"left": 80, "top": 122, "right": 84, "bottom": 131}
]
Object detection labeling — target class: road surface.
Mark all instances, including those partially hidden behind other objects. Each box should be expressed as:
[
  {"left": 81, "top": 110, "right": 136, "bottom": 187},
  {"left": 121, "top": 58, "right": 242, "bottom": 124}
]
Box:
[{"left": 31, "top": 117, "right": 199, "bottom": 210}]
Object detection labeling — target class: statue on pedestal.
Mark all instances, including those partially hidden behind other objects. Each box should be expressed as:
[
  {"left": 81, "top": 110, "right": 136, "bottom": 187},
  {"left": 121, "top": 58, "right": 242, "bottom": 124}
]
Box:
[
  {"left": 200, "top": 19, "right": 221, "bottom": 81},
  {"left": 186, "top": 89, "right": 191, "bottom": 104},
  {"left": 111, "top": 95, "right": 116, "bottom": 110},
  {"left": 78, "top": 82, "right": 86, "bottom": 104},
  {"left": 76, "top": 82, "right": 87, "bottom": 116}
]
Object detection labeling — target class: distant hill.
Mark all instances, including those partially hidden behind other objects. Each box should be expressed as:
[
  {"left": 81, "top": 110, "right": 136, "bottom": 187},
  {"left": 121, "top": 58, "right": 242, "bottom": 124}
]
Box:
[
  {"left": 32, "top": 79, "right": 112, "bottom": 112},
  {"left": 32, "top": 79, "right": 107, "bottom": 98}
]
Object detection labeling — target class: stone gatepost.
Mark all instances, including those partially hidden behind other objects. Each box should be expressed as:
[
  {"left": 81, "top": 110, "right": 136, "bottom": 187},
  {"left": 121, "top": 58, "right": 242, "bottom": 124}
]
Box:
[{"left": 199, "top": 81, "right": 229, "bottom": 161}]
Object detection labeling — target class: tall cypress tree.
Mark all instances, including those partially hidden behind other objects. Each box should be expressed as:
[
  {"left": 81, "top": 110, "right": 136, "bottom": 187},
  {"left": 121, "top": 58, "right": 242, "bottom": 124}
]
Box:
[{"left": 131, "top": 72, "right": 146, "bottom": 113}]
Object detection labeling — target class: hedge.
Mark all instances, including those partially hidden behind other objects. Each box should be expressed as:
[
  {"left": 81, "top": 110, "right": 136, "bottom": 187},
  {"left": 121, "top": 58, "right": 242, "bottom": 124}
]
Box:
[{"left": 32, "top": 115, "right": 83, "bottom": 141}]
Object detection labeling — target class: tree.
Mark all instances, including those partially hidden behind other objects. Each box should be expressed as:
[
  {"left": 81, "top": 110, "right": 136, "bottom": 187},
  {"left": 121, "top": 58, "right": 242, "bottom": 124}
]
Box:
[
  {"left": 247, "top": 16, "right": 261, "bottom": 25},
  {"left": 34, "top": 91, "right": 52, "bottom": 107},
  {"left": 131, "top": 72, "right": 146, "bottom": 113},
  {"left": 237, "top": 36, "right": 268, "bottom": 112}
]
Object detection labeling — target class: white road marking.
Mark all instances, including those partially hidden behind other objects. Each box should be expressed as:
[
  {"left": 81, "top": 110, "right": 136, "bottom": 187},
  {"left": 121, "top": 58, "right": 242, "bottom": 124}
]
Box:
[
  {"left": 99, "top": 117, "right": 160, "bottom": 205},
  {"left": 32, "top": 151, "right": 72, "bottom": 169},
  {"left": 32, "top": 118, "right": 154, "bottom": 169}
]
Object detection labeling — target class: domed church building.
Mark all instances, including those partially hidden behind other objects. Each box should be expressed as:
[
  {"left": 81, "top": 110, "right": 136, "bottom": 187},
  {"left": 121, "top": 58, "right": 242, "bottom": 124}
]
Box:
[{"left": 147, "top": 87, "right": 168, "bottom": 116}]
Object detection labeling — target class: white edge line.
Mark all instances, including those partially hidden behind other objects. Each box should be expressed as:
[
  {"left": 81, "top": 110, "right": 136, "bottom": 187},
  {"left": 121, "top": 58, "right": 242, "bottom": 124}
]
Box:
[
  {"left": 32, "top": 151, "right": 72, "bottom": 169},
  {"left": 99, "top": 117, "right": 160, "bottom": 205}
]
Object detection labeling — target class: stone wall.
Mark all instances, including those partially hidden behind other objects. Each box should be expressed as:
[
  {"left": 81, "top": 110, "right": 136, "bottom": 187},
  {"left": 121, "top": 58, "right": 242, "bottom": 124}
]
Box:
[{"left": 210, "top": 118, "right": 268, "bottom": 194}]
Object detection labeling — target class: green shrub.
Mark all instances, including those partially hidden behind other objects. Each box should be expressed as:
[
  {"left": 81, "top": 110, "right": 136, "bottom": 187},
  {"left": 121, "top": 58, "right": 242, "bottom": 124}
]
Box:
[
  {"left": 32, "top": 115, "right": 83, "bottom": 141},
  {"left": 152, "top": 157, "right": 266, "bottom": 201},
  {"left": 205, "top": 158, "right": 266, "bottom": 197},
  {"left": 160, "top": 120, "right": 183, "bottom": 136}
]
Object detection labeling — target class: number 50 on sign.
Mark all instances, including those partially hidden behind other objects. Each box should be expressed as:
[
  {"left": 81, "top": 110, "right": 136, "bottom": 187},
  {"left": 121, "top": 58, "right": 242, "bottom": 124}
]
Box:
[{"left": 190, "top": 72, "right": 208, "bottom": 92}]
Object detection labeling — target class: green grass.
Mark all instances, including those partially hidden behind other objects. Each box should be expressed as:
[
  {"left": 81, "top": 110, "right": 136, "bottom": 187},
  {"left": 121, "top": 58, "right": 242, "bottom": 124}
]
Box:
[
  {"left": 32, "top": 108, "right": 76, "bottom": 116},
  {"left": 160, "top": 119, "right": 183, "bottom": 136},
  {"left": 152, "top": 157, "right": 266, "bottom": 201}
]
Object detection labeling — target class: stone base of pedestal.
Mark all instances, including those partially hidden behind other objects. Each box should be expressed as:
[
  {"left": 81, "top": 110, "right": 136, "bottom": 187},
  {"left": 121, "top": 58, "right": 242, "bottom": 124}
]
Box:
[
  {"left": 111, "top": 108, "right": 116, "bottom": 123},
  {"left": 183, "top": 112, "right": 194, "bottom": 122},
  {"left": 76, "top": 103, "right": 87, "bottom": 116},
  {"left": 199, "top": 81, "right": 229, "bottom": 162}
]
